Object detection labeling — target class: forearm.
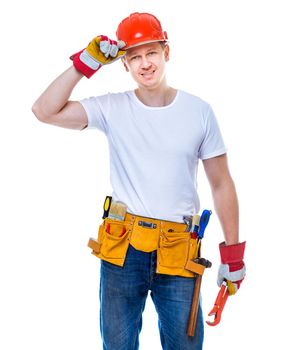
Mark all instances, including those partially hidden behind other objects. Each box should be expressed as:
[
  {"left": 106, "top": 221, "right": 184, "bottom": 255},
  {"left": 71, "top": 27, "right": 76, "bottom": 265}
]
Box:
[
  {"left": 32, "top": 66, "right": 83, "bottom": 120},
  {"left": 212, "top": 177, "right": 239, "bottom": 245}
]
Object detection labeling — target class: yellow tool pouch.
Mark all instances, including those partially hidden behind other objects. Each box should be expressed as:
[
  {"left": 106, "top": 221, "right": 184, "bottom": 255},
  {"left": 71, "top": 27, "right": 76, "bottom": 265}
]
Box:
[
  {"left": 157, "top": 227, "right": 200, "bottom": 278},
  {"left": 88, "top": 218, "right": 131, "bottom": 267},
  {"left": 88, "top": 212, "right": 201, "bottom": 278}
]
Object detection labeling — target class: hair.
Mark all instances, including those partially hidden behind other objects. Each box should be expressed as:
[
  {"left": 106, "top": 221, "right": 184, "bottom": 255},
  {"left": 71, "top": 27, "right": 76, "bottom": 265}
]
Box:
[{"left": 159, "top": 41, "right": 167, "bottom": 49}]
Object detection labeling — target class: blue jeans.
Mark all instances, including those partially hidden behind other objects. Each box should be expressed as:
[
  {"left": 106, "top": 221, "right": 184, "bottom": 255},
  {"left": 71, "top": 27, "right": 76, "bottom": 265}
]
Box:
[{"left": 99, "top": 244, "right": 204, "bottom": 349}]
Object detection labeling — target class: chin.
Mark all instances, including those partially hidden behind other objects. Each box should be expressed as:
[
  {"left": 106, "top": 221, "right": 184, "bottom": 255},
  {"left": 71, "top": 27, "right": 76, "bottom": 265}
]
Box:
[{"left": 138, "top": 77, "right": 162, "bottom": 89}]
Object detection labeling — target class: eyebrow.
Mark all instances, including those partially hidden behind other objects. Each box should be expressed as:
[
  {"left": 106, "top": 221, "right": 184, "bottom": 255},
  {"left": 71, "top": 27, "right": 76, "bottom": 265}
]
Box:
[
  {"left": 127, "top": 46, "right": 158, "bottom": 57},
  {"left": 127, "top": 51, "right": 139, "bottom": 57}
]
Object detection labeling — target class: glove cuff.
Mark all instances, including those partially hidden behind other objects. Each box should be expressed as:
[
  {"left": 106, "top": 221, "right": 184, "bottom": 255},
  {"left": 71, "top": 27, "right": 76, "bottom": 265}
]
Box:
[
  {"left": 219, "top": 241, "right": 246, "bottom": 264},
  {"left": 70, "top": 50, "right": 101, "bottom": 79}
]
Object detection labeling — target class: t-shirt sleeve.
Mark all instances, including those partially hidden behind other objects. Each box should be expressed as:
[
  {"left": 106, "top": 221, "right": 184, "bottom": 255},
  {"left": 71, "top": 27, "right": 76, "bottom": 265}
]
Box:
[
  {"left": 198, "top": 104, "right": 227, "bottom": 160},
  {"left": 79, "top": 94, "right": 110, "bottom": 133}
]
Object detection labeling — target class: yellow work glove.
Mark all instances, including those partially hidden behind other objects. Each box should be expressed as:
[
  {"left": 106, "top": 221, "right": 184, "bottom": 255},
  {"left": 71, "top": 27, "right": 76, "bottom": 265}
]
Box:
[{"left": 70, "top": 35, "right": 126, "bottom": 78}]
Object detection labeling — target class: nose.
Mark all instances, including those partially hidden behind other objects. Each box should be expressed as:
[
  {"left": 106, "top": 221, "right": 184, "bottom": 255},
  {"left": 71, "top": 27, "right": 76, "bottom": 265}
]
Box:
[{"left": 140, "top": 55, "right": 152, "bottom": 69}]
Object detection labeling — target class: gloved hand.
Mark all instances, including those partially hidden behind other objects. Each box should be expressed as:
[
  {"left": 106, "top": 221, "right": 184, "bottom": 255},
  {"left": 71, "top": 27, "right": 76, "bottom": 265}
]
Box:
[
  {"left": 217, "top": 241, "right": 246, "bottom": 295},
  {"left": 70, "top": 35, "right": 126, "bottom": 78}
]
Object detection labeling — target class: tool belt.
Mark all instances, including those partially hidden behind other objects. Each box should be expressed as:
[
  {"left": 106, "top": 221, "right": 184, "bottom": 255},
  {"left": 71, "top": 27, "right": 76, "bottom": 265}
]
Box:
[{"left": 88, "top": 212, "right": 202, "bottom": 278}]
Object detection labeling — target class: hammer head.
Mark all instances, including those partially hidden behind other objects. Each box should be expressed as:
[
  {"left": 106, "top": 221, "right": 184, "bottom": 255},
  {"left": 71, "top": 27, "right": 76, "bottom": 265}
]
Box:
[{"left": 194, "top": 257, "right": 212, "bottom": 268}]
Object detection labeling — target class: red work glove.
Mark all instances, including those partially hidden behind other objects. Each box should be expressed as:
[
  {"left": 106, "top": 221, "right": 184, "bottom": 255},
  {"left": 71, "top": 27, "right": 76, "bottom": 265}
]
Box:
[
  {"left": 70, "top": 35, "right": 126, "bottom": 78},
  {"left": 217, "top": 241, "right": 246, "bottom": 295}
]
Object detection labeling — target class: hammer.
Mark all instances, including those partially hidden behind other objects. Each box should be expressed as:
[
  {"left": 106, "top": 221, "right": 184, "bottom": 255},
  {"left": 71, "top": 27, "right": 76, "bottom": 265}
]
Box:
[{"left": 187, "top": 257, "right": 212, "bottom": 337}]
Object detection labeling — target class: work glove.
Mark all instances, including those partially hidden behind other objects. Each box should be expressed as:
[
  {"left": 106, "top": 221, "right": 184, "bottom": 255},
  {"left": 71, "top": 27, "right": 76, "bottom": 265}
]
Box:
[
  {"left": 70, "top": 35, "right": 126, "bottom": 78},
  {"left": 217, "top": 241, "right": 246, "bottom": 295}
]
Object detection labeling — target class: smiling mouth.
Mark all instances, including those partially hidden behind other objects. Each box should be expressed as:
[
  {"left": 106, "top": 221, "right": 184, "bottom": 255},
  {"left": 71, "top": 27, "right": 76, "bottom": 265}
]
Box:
[{"left": 141, "top": 70, "right": 156, "bottom": 77}]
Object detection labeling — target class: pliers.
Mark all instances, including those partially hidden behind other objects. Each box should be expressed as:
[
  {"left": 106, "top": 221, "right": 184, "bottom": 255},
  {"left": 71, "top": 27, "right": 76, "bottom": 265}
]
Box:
[{"left": 206, "top": 281, "right": 229, "bottom": 326}]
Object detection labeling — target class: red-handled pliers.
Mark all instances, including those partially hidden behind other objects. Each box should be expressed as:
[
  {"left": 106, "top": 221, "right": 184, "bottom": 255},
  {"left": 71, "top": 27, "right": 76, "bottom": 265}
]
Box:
[{"left": 206, "top": 281, "right": 229, "bottom": 326}]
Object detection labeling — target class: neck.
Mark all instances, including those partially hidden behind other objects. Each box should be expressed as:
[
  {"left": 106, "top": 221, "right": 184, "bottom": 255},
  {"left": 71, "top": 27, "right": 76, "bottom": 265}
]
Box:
[{"left": 135, "top": 81, "right": 177, "bottom": 107}]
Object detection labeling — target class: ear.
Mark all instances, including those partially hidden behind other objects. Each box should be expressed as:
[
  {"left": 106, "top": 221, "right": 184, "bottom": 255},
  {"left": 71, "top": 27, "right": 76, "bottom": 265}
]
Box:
[
  {"left": 122, "top": 58, "right": 129, "bottom": 72},
  {"left": 164, "top": 44, "right": 170, "bottom": 62}
]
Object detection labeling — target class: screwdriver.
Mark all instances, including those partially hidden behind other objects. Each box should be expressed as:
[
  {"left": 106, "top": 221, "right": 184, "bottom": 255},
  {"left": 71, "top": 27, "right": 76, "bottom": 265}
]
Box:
[
  {"left": 198, "top": 210, "right": 212, "bottom": 239},
  {"left": 102, "top": 196, "right": 112, "bottom": 219}
]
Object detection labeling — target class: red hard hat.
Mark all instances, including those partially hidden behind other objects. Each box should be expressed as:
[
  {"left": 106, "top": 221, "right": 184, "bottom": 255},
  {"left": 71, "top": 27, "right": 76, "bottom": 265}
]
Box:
[{"left": 116, "top": 12, "right": 168, "bottom": 50}]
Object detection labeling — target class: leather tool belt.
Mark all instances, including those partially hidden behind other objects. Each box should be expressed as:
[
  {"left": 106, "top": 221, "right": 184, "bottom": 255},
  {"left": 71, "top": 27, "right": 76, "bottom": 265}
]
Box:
[{"left": 88, "top": 212, "right": 201, "bottom": 278}]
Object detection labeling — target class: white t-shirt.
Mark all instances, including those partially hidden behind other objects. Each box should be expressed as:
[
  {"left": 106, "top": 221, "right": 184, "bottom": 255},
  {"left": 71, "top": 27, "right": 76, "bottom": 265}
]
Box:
[{"left": 80, "top": 90, "right": 227, "bottom": 222}]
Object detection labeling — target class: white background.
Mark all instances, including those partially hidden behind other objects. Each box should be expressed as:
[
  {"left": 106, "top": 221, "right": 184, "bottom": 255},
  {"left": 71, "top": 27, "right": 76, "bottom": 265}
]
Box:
[{"left": 1, "top": 0, "right": 291, "bottom": 349}]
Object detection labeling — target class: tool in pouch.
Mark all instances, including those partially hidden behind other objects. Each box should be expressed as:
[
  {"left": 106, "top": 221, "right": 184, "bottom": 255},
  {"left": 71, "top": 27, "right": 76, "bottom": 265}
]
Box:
[
  {"left": 104, "top": 198, "right": 128, "bottom": 236},
  {"left": 186, "top": 209, "right": 212, "bottom": 337},
  {"left": 107, "top": 200, "right": 127, "bottom": 221},
  {"left": 102, "top": 195, "right": 128, "bottom": 236},
  {"left": 102, "top": 196, "right": 112, "bottom": 219},
  {"left": 88, "top": 197, "right": 128, "bottom": 260}
]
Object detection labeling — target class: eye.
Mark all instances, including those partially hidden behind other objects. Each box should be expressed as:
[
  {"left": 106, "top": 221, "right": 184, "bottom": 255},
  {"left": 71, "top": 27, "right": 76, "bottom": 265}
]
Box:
[
  {"left": 148, "top": 51, "right": 157, "bottom": 56},
  {"left": 130, "top": 55, "right": 139, "bottom": 61}
]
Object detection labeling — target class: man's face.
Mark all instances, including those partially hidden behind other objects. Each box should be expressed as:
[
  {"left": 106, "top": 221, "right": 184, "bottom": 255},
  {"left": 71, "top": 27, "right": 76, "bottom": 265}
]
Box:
[{"left": 122, "top": 42, "right": 169, "bottom": 89}]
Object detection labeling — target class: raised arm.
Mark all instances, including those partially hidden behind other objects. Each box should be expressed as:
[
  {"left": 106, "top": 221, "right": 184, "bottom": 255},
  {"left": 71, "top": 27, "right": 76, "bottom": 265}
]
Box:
[
  {"left": 32, "top": 67, "right": 87, "bottom": 130},
  {"left": 32, "top": 35, "right": 126, "bottom": 130}
]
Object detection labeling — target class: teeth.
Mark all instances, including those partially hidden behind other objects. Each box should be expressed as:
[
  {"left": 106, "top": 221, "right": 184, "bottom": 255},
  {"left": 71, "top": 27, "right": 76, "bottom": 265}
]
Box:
[{"left": 142, "top": 71, "right": 155, "bottom": 76}]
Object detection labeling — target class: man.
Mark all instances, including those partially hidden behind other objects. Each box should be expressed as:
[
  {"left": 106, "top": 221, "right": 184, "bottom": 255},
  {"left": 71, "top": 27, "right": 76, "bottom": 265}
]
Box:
[{"left": 32, "top": 12, "right": 246, "bottom": 350}]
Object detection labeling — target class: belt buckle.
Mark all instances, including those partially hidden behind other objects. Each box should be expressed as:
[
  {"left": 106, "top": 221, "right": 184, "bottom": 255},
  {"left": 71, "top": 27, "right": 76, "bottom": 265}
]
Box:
[{"left": 138, "top": 220, "right": 157, "bottom": 229}]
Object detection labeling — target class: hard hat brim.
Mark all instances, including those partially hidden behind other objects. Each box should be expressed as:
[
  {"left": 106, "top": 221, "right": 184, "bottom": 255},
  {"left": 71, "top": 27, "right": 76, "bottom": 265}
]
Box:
[{"left": 124, "top": 39, "right": 168, "bottom": 50}]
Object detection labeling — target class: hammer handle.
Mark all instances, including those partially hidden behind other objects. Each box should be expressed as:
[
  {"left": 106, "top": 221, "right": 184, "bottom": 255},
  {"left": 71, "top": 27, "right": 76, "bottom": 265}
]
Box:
[{"left": 187, "top": 275, "right": 202, "bottom": 337}]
